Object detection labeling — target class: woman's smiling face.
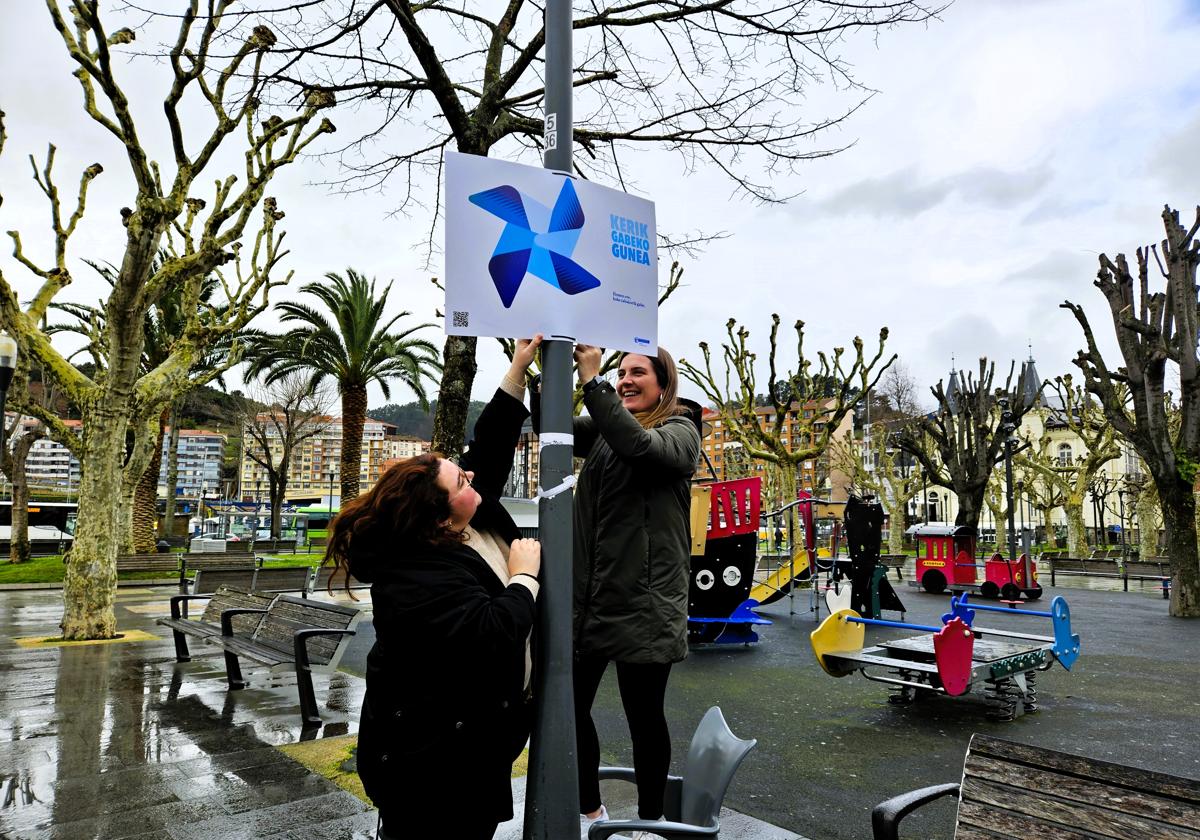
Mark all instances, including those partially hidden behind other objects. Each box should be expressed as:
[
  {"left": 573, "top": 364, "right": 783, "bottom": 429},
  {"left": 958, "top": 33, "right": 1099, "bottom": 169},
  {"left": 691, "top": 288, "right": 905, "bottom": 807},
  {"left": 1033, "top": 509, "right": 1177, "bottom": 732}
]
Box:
[
  {"left": 617, "top": 354, "right": 662, "bottom": 413},
  {"left": 436, "top": 458, "right": 479, "bottom": 529}
]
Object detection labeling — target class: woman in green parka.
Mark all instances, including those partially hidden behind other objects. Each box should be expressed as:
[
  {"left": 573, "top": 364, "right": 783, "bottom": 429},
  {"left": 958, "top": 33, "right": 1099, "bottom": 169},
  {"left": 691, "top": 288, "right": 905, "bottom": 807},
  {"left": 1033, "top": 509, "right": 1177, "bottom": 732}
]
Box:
[{"left": 561, "top": 344, "right": 701, "bottom": 835}]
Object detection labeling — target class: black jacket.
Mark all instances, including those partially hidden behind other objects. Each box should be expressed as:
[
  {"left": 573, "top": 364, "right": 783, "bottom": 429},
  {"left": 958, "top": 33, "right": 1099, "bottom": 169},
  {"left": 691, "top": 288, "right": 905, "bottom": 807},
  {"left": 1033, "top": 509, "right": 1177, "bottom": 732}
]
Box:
[{"left": 355, "top": 387, "right": 534, "bottom": 821}]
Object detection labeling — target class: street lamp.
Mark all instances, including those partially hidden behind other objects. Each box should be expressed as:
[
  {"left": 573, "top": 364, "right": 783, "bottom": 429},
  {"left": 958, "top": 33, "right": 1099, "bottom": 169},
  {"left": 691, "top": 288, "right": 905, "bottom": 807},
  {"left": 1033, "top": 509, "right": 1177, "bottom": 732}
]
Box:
[
  {"left": 326, "top": 469, "right": 335, "bottom": 531},
  {"left": 0, "top": 332, "right": 17, "bottom": 454},
  {"left": 998, "top": 398, "right": 1019, "bottom": 565}
]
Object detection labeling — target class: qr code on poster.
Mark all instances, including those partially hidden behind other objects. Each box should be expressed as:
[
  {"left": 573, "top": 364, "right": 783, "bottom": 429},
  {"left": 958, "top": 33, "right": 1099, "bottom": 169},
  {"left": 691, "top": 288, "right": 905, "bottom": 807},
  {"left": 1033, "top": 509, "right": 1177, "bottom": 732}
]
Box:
[{"left": 452, "top": 311, "right": 469, "bottom": 328}]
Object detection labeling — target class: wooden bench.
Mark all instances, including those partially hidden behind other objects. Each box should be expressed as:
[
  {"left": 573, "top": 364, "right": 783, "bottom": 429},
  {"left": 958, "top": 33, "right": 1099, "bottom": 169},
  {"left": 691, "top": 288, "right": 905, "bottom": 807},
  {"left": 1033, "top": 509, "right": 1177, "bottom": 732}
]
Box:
[
  {"left": 190, "top": 567, "right": 313, "bottom": 597},
  {"left": 312, "top": 564, "right": 370, "bottom": 595},
  {"left": 115, "top": 553, "right": 182, "bottom": 576},
  {"left": 206, "top": 595, "right": 363, "bottom": 727},
  {"left": 190, "top": 568, "right": 258, "bottom": 595},
  {"left": 306, "top": 536, "right": 328, "bottom": 551},
  {"left": 1048, "top": 555, "right": 1122, "bottom": 583},
  {"left": 871, "top": 733, "right": 1200, "bottom": 840},
  {"left": 156, "top": 586, "right": 275, "bottom": 661},
  {"left": 256, "top": 538, "right": 298, "bottom": 554},
  {"left": 224, "top": 539, "right": 255, "bottom": 554},
  {"left": 182, "top": 553, "right": 260, "bottom": 575}
]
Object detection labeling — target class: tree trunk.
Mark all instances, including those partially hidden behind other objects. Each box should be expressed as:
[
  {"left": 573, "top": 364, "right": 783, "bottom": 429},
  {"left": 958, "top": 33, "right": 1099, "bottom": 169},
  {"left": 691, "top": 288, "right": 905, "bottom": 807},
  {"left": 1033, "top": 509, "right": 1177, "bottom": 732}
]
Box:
[
  {"left": 430, "top": 335, "right": 478, "bottom": 458},
  {"left": 271, "top": 482, "right": 284, "bottom": 539},
  {"left": 954, "top": 487, "right": 983, "bottom": 530},
  {"left": 9, "top": 428, "right": 45, "bottom": 564},
  {"left": 1135, "top": 489, "right": 1162, "bottom": 556},
  {"left": 131, "top": 410, "right": 168, "bottom": 553},
  {"left": 884, "top": 496, "right": 906, "bottom": 555},
  {"left": 339, "top": 385, "right": 368, "bottom": 502},
  {"left": 1159, "top": 483, "right": 1199, "bottom": 617},
  {"left": 1064, "top": 499, "right": 1087, "bottom": 558},
  {"left": 62, "top": 415, "right": 126, "bottom": 640},
  {"left": 161, "top": 401, "right": 181, "bottom": 539}
]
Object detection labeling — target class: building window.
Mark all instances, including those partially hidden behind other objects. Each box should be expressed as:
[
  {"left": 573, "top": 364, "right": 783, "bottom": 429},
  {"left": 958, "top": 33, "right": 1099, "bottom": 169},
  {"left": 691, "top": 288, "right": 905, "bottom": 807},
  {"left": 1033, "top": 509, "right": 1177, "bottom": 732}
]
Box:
[{"left": 1057, "top": 443, "right": 1073, "bottom": 466}]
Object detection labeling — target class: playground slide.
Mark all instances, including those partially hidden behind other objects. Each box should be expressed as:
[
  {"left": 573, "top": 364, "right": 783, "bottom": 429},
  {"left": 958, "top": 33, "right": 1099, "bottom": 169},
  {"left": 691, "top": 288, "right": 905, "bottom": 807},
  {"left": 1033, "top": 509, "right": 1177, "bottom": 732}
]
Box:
[{"left": 750, "top": 549, "right": 820, "bottom": 606}]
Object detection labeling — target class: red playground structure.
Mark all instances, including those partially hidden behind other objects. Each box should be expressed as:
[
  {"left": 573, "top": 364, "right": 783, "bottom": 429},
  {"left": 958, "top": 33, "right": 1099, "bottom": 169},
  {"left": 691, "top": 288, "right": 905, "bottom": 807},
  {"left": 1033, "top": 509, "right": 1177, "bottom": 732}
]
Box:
[{"left": 907, "top": 524, "right": 1042, "bottom": 601}]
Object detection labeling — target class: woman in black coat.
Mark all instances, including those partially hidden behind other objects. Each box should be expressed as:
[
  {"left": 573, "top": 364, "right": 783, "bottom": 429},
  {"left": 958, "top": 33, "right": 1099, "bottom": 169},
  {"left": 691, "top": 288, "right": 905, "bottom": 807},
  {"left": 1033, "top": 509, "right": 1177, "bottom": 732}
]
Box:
[{"left": 325, "top": 338, "right": 543, "bottom": 840}]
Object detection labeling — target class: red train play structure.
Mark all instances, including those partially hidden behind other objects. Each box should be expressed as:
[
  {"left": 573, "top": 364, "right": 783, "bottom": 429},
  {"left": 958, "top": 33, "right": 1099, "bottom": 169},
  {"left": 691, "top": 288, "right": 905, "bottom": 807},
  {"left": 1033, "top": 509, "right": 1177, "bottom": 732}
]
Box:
[{"left": 907, "top": 523, "right": 1042, "bottom": 600}]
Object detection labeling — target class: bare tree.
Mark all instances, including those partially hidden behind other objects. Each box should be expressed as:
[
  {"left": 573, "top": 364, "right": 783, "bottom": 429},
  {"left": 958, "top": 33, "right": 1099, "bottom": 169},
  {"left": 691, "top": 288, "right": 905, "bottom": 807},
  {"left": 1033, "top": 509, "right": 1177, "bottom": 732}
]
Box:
[
  {"left": 0, "top": 3, "right": 333, "bottom": 639},
  {"left": 681, "top": 314, "right": 895, "bottom": 495},
  {"left": 1062, "top": 206, "right": 1200, "bottom": 616},
  {"left": 240, "top": 376, "right": 332, "bottom": 538},
  {"left": 893, "top": 358, "right": 1040, "bottom": 530},
  {"left": 876, "top": 360, "right": 924, "bottom": 419},
  {"left": 1015, "top": 376, "right": 1120, "bottom": 558},
  {"left": 211, "top": 0, "right": 946, "bottom": 455}
]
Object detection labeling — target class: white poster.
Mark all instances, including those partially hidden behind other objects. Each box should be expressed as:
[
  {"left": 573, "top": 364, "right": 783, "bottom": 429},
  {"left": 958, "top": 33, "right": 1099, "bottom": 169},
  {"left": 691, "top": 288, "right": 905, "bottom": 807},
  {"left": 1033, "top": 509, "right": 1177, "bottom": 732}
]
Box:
[{"left": 444, "top": 151, "right": 658, "bottom": 354}]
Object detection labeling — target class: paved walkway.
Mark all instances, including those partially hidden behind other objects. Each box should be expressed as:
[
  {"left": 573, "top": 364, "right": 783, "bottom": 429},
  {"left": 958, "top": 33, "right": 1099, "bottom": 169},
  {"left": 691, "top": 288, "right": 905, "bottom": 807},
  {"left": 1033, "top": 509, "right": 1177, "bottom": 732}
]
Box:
[{"left": 0, "top": 585, "right": 804, "bottom": 839}]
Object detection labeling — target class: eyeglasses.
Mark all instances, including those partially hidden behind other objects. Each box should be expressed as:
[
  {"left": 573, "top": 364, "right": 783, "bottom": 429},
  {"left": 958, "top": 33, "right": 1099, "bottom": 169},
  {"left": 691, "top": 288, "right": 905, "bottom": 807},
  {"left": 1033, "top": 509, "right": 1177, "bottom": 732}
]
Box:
[{"left": 448, "top": 465, "right": 474, "bottom": 502}]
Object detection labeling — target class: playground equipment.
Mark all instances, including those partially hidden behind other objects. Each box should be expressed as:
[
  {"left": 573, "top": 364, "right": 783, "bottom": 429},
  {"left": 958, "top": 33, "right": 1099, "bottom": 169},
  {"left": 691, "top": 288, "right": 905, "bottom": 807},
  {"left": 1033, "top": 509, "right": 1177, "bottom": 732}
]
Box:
[
  {"left": 835, "top": 496, "right": 906, "bottom": 620},
  {"left": 687, "top": 477, "right": 772, "bottom": 646},
  {"left": 810, "top": 589, "right": 1080, "bottom": 720},
  {"left": 907, "top": 523, "right": 1042, "bottom": 600},
  {"left": 749, "top": 492, "right": 844, "bottom": 609}
]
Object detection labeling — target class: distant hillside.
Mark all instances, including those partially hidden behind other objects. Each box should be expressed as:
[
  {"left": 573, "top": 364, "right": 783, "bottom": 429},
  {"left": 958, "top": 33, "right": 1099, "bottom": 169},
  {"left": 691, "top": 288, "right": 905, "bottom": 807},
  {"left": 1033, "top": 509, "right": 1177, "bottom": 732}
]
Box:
[{"left": 369, "top": 399, "right": 487, "bottom": 442}]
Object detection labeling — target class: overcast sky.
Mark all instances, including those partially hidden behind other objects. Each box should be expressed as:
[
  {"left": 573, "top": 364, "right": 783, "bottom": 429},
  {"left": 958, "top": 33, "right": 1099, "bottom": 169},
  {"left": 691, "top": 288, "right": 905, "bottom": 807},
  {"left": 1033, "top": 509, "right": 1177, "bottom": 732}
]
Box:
[{"left": 1, "top": 0, "right": 1197, "bottom": 415}]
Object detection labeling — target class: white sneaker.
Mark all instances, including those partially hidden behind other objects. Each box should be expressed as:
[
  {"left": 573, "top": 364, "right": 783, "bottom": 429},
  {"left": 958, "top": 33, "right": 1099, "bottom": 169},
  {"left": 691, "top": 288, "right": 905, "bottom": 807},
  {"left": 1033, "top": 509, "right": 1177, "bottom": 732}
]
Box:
[
  {"left": 631, "top": 822, "right": 665, "bottom": 839},
  {"left": 580, "top": 805, "right": 609, "bottom": 839}
]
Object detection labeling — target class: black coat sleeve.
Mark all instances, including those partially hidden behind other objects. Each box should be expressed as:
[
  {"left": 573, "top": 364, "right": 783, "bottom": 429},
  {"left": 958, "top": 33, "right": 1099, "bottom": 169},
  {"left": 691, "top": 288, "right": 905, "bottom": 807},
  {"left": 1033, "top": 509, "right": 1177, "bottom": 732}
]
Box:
[{"left": 459, "top": 387, "right": 530, "bottom": 498}]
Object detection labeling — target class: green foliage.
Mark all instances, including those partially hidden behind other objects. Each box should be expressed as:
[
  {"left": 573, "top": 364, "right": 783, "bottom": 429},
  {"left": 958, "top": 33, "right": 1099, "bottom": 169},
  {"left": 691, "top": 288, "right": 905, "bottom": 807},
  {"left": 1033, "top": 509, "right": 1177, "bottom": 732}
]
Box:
[
  {"left": 1175, "top": 447, "right": 1200, "bottom": 485},
  {"left": 369, "top": 399, "right": 487, "bottom": 441}
]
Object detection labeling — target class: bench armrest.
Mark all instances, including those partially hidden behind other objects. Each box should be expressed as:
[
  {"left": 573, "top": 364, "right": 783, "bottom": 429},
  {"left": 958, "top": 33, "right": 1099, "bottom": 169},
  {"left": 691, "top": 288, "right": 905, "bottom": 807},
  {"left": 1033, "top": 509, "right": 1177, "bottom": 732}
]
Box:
[
  {"left": 596, "top": 766, "right": 637, "bottom": 785},
  {"left": 220, "top": 608, "right": 268, "bottom": 636},
  {"left": 293, "top": 628, "right": 356, "bottom": 669},
  {"left": 871, "top": 782, "right": 959, "bottom": 840},
  {"left": 170, "top": 594, "right": 211, "bottom": 621}
]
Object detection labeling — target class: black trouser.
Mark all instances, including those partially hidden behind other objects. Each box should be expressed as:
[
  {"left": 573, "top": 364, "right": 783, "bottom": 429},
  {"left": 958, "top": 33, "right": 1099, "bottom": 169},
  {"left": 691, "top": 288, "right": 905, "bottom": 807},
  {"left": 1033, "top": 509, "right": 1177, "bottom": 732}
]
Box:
[
  {"left": 378, "top": 809, "right": 498, "bottom": 839},
  {"left": 574, "top": 654, "right": 673, "bottom": 820}
]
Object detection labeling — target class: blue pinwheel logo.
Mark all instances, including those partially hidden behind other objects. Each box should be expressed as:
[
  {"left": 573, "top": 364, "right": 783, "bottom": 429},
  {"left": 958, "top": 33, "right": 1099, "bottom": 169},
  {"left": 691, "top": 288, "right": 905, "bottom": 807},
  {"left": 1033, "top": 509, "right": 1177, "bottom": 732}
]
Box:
[{"left": 468, "top": 179, "right": 601, "bottom": 308}]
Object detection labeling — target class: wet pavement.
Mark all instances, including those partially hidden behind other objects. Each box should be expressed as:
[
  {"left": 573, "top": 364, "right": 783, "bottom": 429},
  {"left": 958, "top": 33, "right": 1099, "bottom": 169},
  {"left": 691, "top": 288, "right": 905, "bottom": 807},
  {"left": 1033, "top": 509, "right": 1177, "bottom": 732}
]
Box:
[{"left": 0, "top": 585, "right": 373, "bottom": 840}]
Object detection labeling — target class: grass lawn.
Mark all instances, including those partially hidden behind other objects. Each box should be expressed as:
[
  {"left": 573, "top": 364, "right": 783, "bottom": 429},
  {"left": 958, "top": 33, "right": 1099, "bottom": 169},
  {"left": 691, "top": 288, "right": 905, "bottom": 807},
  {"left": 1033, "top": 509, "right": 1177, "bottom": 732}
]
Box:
[{"left": 0, "top": 551, "right": 328, "bottom": 584}]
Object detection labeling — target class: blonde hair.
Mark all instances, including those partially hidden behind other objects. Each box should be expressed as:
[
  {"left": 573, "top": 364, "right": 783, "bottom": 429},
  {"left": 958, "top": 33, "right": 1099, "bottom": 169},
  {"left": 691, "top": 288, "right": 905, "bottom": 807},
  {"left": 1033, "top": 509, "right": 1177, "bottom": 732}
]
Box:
[{"left": 622, "top": 347, "right": 686, "bottom": 430}]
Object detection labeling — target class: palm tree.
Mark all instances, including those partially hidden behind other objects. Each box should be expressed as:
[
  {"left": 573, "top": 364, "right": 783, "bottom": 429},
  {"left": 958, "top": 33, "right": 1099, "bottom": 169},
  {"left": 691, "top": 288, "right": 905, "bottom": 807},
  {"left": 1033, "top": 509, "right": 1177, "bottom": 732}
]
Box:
[{"left": 245, "top": 268, "right": 441, "bottom": 502}]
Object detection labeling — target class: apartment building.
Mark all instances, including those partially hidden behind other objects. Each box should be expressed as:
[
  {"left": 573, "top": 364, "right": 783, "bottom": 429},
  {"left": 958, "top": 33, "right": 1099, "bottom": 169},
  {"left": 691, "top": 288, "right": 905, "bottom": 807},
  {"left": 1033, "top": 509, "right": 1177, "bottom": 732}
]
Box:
[
  {"left": 698, "top": 403, "right": 853, "bottom": 500},
  {"left": 158, "top": 430, "right": 226, "bottom": 498},
  {"left": 16, "top": 418, "right": 82, "bottom": 490},
  {"left": 241, "top": 415, "right": 426, "bottom": 502}
]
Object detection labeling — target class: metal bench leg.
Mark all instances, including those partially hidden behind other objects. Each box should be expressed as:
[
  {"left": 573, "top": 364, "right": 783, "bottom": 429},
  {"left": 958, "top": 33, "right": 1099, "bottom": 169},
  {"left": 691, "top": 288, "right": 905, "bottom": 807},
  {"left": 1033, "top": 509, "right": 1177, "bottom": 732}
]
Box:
[
  {"left": 295, "top": 661, "right": 321, "bottom": 728},
  {"left": 171, "top": 630, "right": 191, "bottom": 662},
  {"left": 224, "top": 651, "right": 248, "bottom": 689}
]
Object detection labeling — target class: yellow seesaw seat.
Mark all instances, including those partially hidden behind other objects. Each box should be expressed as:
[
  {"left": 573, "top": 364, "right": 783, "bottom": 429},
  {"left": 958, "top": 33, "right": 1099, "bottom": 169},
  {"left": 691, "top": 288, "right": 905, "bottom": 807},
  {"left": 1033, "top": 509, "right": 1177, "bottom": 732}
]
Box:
[{"left": 810, "top": 609, "right": 864, "bottom": 676}]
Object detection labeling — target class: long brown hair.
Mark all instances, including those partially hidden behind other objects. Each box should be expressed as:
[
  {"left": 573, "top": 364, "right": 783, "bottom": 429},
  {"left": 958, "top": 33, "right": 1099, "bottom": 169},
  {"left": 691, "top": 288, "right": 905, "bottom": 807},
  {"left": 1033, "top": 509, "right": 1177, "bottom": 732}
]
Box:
[
  {"left": 323, "top": 452, "right": 463, "bottom": 595},
  {"left": 622, "top": 346, "right": 686, "bottom": 429}
]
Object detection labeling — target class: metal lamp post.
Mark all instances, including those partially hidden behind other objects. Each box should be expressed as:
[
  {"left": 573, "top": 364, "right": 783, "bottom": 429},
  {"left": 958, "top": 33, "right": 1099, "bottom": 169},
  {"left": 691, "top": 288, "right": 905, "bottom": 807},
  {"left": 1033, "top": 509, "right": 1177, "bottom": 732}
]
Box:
[
  {"left": 522, "top": 1, "right": 581, "bottom": 836},
  {"left": 0, "top": 332, "right": 17, "bottom": 455},
  {"left": 326, "top": 470, "right": 334, "bottom": 528},
  {"left": 998, "top": 399, "right": 1019, "bottom": 565}
]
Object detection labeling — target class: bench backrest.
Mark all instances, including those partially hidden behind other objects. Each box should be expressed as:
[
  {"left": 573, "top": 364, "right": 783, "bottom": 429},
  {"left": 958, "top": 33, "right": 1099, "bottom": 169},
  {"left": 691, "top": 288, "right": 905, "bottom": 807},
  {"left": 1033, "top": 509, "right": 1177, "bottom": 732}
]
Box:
[
  {"left": 192, "top": 568, "right": 259, "bottom": 595},
  {"left": 958, "top": 734, "right": 1200, "bottom": 838},
  {"left": 224, "top": 540, "right": 255, "bottom": 554},
  {"left": 198, "top": 586, "right": 276, "bottom": 633},
  {"left": 253, "top": 566, "right": 314, "bottom": 593},
  {"left": 116, "top": 553, "right": 181, "bottom": 571},
  {"left": 184, "top": 554, "right": 258, "bottom": 573},
  {"left": 250, "top": 595, "right": 362, "bottom": 665}
]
